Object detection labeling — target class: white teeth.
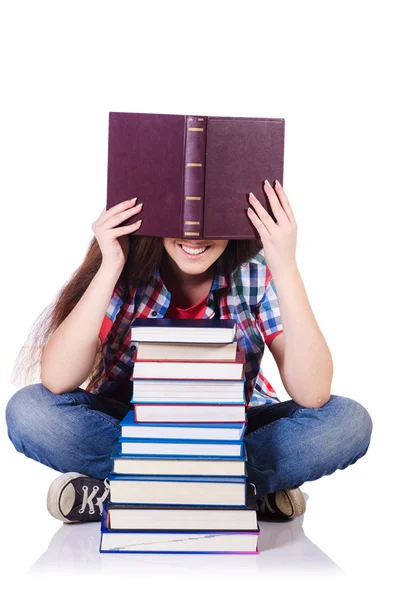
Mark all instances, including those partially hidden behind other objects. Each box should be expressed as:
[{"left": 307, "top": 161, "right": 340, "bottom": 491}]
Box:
[{"left": 181, "top": 245, "right": 207, "bottom": 255}]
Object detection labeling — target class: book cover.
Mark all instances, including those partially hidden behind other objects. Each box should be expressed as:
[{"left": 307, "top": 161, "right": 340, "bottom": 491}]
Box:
[
  {"left": 108, "top": 473, "right": 247, "bottom": 506},
  {"left": 118, "top": 436, "right": 245, "bottom": 458},
  {"left": 119, "top": 411, "right": 247, "bottom": 440},
  {"left": 130, "top": 318, "right": 237, "bottom": 344},
  {"left": 106, "top": 111, "right": 284, "bottom": 240},
  {"left": 132, "top": 352, "right": 245, "bottom": 381},
  {"left": 133, "top": 402, "right": 247, "bottom": 423},
  {"left": 131, "top": 317, "right": 237, "bottom": 330},
  {"left": 99, "top": 526, "right": 259, "bottom": 554},
  {"left": 110, "top": 443, "right": 247, "bottom": 477},
  {"left": 104, "top": 480, "right": 257, "bottom": 529},
  {"left": 136, "top": 340, "right": 238, "bottom": 361}
]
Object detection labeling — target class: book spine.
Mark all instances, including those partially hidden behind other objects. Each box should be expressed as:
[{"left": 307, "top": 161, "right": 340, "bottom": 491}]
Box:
[{"left": 182, "top": 116, "right": 207, "bottom": 239}]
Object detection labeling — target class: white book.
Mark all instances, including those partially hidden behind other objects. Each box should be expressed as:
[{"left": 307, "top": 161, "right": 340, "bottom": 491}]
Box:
[
  {"left": 136, "top": 341, "right": 237, "bottom": 361},
  {"left": 108, "top": 475, "right": 247, "bottom": 506},
  {"left": 134, "top": 403, "right": 246, "bottom": 423},
  {"left": 106, "top": 507, "right": 257, "bottom": 531},
  {"left": 100, "top": 531, "right": 259, "bottom": 554},
  {"left": 132, "top": 379, "right": 245, "bottom": 402},
  {"left": 133, "top": 357, "right": 244, "bottom": 380},
  {"left": 130, "top": 318, "right": 237, "bottom": 344},
  {"left": 103, "top": 484, "right": 257, "bottom": 530},
  {"left": 111, "top": 456, "right": 246, "bottom": 477},
  {"left": 120, "top": 413, "right": 246, "bottom": 440},
  {"left": 100, "top": 529, "right": 259, "bottom": 554},
  {"left": 119, "top": 439, "right": 244, "bottom": 457}
]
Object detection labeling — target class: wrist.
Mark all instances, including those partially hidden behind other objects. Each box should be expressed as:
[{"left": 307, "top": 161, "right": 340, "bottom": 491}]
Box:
[
  {"left": 269, "top": 260, "right": 299, "bottom": 280},
  {"left": 99, "top": 259, "right": 125, "bottom": 278}
]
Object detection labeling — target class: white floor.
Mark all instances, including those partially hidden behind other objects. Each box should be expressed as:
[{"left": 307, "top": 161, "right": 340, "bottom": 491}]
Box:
[{"left": 2, "top": 398, "right": 394, "bottom": 598}]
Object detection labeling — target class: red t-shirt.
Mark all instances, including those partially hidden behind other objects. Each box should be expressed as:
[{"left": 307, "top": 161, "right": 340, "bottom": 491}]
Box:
[{"left": 163, "top": 294, "right": 208, "bottom": 320}]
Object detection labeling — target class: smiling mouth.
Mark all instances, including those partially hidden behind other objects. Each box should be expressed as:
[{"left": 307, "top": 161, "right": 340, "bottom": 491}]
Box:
[{"left": 178, "top": 243, "right": 211, "bottom": 257}]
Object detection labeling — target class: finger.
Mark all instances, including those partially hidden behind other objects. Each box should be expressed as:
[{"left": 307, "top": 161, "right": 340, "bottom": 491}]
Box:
[
  {"left": 263, "top": 180, "right": 289, "bottom": 224},
  {"left": 106, "top": 203, "right": 143, "bottom": 229},
  {"left": 248, "top": 193, "right": 277, "bottom": 235},
  {"left": 97, "top": 197, "right": 138, "bottom": 225},
  {"left": 112, "top": 220, "right": 143, "bottom": 238},
  {"left": 275, "top": 181, "right": 297, "bottom": 224},
  {"left": 247, "top": 205, "right": 271, "bottom": 238}
]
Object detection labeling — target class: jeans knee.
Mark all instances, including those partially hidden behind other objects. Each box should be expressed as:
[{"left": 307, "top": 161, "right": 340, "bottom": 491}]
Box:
[
  {"left": 346, "top": 397, "right": 373, "bottom": 453},
  {"left": 325, "top": 395, "right": 373, "bottom": 461},
  {"left": 5, "top": 383, "right": 64, "bottom": 451},
  {"left": 6, "top": 384, "right": 36, "bottom": 438}
]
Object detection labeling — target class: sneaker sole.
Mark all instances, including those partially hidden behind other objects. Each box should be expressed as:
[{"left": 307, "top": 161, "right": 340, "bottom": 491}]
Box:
[
  {"left": 47, "top": 472, "right": 87, "bottom": 524},
  {"left": 282, "top": 487, "right": 306, "bottom": 518}
]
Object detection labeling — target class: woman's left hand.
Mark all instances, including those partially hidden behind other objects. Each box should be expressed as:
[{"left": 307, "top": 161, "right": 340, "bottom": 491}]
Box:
[{"left": 247, "top": 180, "right": 298, "bottom": 273}]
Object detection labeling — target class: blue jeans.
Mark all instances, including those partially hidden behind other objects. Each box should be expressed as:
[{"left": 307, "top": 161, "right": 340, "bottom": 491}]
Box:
[{"left": 5, "top": 384, "right": 373, "bottom": 498}]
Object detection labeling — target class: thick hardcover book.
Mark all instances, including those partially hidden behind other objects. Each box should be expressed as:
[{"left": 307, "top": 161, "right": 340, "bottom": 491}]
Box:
[
  {"left": 136, "top": 341, "right": 238, "bottom": 361},
  {"left": 106, "top": 111, "right": 284, "bottom": 240},
  {"left": 102, "top": 482, "right": 257, "bottom": 531},
  {"left": 131, "top": 379, "right": 246, "bottom": 403},
  {"left": 130, "top": 318, "right": 237, "bottom": 344},
  {"left": 111, "top": 443, "right": 247, "bottom": 477},
  {"left": 119, "top": 411, "right": 246, "bottom": 441},
  {"left": 99, "top": 527, "right": 259, "bottom": 554},
  {"left": 118, "top": 436, "right": 245, "bottom": 458},
  {"left": 133, "top": 402, "right": 247, "bottom": 423},
  {"left": 132, "top": 351, "right": 245, "bottom": 381},
  {"left": 108, "top": 474, "right": 247, "bottom": 506}
]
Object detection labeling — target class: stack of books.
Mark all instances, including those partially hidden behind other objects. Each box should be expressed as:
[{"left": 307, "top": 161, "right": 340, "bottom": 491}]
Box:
[{"left": 100, "top": 318, "right": 259, "bottom": 554}]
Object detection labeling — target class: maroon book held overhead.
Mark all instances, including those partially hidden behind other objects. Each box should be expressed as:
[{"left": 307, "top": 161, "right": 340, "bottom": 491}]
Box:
[{"left": 106, "top": 111, "right": 285, "bottom": 240}]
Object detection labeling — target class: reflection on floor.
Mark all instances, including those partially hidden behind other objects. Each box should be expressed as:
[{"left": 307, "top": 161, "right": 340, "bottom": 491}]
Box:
[{"left": 28, "top": 493, "right": 343, "bottom": 577}]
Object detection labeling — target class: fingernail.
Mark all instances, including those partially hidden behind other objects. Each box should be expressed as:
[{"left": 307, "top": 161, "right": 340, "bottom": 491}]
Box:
[
  {"left": 265, "top": 180, "right": 270, "bottom": 187},
  {"left": 275, "top": 180, "right": 280, "bottom": 187},
  {"left": 129, "top": 197, "right": 138, "bottom": 202},
  {"left": 136, "top": 202, "right": 143, "bottom": 208}
]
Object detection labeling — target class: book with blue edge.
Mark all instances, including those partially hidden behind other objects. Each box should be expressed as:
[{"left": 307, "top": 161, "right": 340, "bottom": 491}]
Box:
[
  {"left": 102, "top": 482, "right": 257, "bottom": 531},
  {"left": 99, "top": 526, "right": 259, "bottom": 554},
  {"left": 132, "top": 402, "right": 246, "bottom": 423},
  {"left": 118, "top": 437, "right": 245, "bottom": 458},
  {"left": 100, "top": 484, "right": 259, "bottom": 554},
  {"left": 107, "top": 474, "right": 247, "bottom": 506},
  {"left": 119, "top": 410, "right": 247, "bottom": 440},
  {"left": 110, "top": 441, "right": 247, "bottom": 477}
]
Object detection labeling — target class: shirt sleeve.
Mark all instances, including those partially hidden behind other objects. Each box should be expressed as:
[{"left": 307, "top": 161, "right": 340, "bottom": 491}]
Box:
[
  {"left": 99, "top": 315, "right": 113, "bottom": 345},
  {"left": 254, "top": 266, "right": 284, "bottom": 349},
  {"left": 98, "top": 286, "right": 124, "bottom": 346}
]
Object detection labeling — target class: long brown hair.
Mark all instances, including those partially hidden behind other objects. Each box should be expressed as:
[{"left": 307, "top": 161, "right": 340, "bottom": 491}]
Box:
[{"left": 11, "top": 235, "right": 263, "bottom": 390}]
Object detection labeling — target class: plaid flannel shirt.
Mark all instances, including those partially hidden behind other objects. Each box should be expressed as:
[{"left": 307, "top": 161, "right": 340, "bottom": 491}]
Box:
[{"left": 87, "top": 247, "right": 284, "bottom": 407}]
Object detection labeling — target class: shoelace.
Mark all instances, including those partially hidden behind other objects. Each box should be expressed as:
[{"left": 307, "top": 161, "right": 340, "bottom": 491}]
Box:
[
  {"left": 260, "top": 494, "right": 277, "bottom": 514},
  {"left": 79, "top": 479, "right": 110, "bottom": 516}
]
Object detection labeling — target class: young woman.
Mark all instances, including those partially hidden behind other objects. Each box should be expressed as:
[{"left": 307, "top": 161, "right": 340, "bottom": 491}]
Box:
[{"left": 6, "top": 180, "right": 372, "bottom": 523}]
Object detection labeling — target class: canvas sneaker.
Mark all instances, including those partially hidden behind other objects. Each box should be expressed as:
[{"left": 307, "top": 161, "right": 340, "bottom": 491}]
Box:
[
  {"left": 257, "top": 486, "right": 306, "bottom": 520},
  {"left": 47, "top": 472, "right": 110, "bottom": 523}
]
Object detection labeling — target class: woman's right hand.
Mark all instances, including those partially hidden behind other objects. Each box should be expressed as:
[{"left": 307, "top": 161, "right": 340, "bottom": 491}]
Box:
[{"left": 92, "top": 197, "right": 143, "bottom": 269}]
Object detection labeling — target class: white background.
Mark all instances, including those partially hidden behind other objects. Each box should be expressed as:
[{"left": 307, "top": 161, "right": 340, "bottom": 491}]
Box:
[{"left": 1, "top": 0, "right": 396, "bottom": 597}]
